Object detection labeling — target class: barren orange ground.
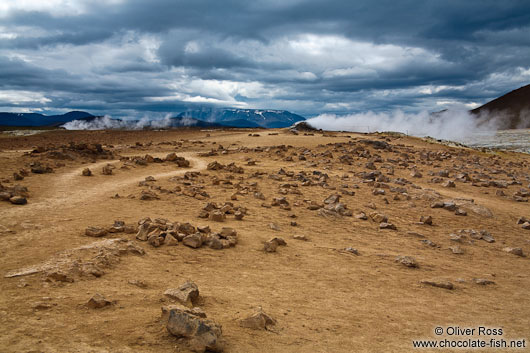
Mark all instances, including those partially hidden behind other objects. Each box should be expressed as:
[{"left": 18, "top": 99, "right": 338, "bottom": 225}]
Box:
[{"left": 0, "top": 128, "right": 529, "bottom": 352}]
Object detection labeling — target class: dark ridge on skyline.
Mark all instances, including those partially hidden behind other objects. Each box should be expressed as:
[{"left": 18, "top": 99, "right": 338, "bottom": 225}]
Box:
[{"left": 471, "top": 84, "right": 530, "bottom": 129}]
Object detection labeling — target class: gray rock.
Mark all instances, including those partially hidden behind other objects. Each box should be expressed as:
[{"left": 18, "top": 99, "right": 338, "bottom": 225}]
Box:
[{"left": 166, "top": 307, "right": 223, "bottom": 352}]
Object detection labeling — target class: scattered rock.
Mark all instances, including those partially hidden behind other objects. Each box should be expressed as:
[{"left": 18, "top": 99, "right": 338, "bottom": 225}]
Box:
[
  {"left": 102, "top": 164, "right": 114, "bottom": 175},
  {"left": 82, "top": 168, "right": 92, "bottom": 176},
  {"left": 503, "top": 247, "right": 525, "bottom": 257},
  {"left": 473, "top": 278, "right": 495, "bottom": 285},
  {"left": 164, "top": 281, "right": 199, "bottom": 306},
  {"left": 293, "top": 234, "right": 308, "bottom": 241},
  {"left": 166, "top": 307, "right": 223, "bottom": 352},
  {"left": 420, "top": 280, "right": 454, "bottom": 290},
  {"left": 264, "top": 237, "right": 286, "bottom": 252},
  {"left": 395, "top": 256, "right": 418, "bottom": 268},
  {"left": 87, "top": 293, "right": 112, "bottom": 309},
  {"left": 183, "top": 233, "right": 203, "bottom": 248},
  {"left": 85, "top": 226, "right": 108, "bottom": 238},
  {"left": 449, "top": 245, "right": 465, "bottom": 254},
  {"left": 240, "top": 308, "right": 277, "bottom": 330},
  {"left": 419, "top": 216, "right": 433, "bottom": 225},
  {"left": 380, "top": 222, "right": 397, "bottom": 230},
  {"left": 9, "top": 196, "right": 27, "bottom": 205}
]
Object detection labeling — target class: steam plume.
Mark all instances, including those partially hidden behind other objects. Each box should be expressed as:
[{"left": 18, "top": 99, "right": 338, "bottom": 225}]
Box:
[{"left": 305, "top": 109, "right": 500, "bottom": 141}]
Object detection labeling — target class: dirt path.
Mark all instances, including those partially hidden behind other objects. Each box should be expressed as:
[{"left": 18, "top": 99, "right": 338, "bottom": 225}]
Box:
[{"left": 1, "top": 152, "right": 207, "bottom": 219}]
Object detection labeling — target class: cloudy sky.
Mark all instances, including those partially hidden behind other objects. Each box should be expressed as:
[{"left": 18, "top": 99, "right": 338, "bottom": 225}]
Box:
[{"left": 1, "top": 0, "right": 529, "bottom": 118}]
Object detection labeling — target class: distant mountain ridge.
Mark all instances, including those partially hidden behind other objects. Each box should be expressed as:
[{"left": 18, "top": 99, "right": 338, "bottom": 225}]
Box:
[
  {"left": 177, "top": 108, "right": 305, "bottom": 128},
  {"left": 0, "top": 111, "right": 95, "bottom": 127},
  {"left": 471, "top": 84, "right": 530, "bottom": 129},
  {"left": 0, "top": 108, "right": 306, "bottom": 129}
]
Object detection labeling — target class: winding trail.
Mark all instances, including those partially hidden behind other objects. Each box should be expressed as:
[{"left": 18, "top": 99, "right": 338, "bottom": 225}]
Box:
[{"left": 1, "top": 151, "right": 207, "bottom": 219}]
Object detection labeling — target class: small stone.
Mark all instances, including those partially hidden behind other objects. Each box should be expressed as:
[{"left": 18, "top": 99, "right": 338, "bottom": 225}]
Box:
[
  {"left": 269, "top": 223, "right": 280, "bottom": 231},
  {"left": 128, "top": 279, "right": 148, "bottom": 288},
  {"left": 419, "top": 216, "right": 433, "bottom": 225},
  {"left": 269, "top": 237, "right": 286, "bottom": 246},
  {"left": 240, "top": 308, "right": 277, "bottom": 330},
  {"left": 503, "top": 247, "right": 525, "bottom": 257},
  {"left": 209, "top": 211, "right": 226, "bottom": 222},
  {"left": 369, "top": 212, "right": 388, "bottom": 223},
  {"left": 264, "top": 240, "right": 278, "bottom": 253},
  {"left": 293, "top": 234, "right": 308, "bottom": 241},
  {"left": 420, "top": 280, "right": 454, "bottom": 290},
  {"left": 449, "top": 245, "right": 465, "bottom": 254},
  {"left": 522, "top": 222, "right": 530, "bottom": 230},
  {"left": 85, "top": 226, "right": 108, "bottom": 237},
  {"left": 183, "top": 233, "right": 203, "bottom": 248},
  {"left": 355, "top": 212, "right": 368, "bottom": 220},
  {"left": 164, "top": 281, "right": 200, "bottom": 306},
  {"left": 379, "top": 222, "right": 397, "bottom": 230},
  {"left": 82, "top": 168, "right": 92, "bottom": 176},
  {"left": 87, "top": 293, "right": 111, "bottom": 309},
  {"left": 473, "top": 278, "right": 495, "bottom": 285},
  {"left": 455, "top": 208, "right": 467, "bottom": 216},
  {"left": 9, "top": 196, "right": 27, "bottom": 205},
  {"left": 443, "top": 180, "right": 456, "bottom": 188},
  {"left": 165, "top": 234, "right": 179, "bottom": 246},
  {"left": 102, "top": 164, "right": 113, "bottom": 175},
  {"left": 344, "top": 247, "right": 359, "bottom": 255},
  {"left": 46, "top": 271, "right": 74, "bottom": 283},
  {"left": 395, "top": 256, "right": 418, "bottom": 268}
]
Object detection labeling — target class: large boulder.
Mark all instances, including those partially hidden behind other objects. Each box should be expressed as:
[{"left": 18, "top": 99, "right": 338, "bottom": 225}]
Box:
[{"left": 166, "top": 307, "right": 223, "bottom": 352}]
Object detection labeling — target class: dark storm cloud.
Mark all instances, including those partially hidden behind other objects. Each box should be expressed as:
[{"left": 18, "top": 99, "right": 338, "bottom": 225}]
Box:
[{"left": 0, "top": 0, "right": 529, "bottom": 117}]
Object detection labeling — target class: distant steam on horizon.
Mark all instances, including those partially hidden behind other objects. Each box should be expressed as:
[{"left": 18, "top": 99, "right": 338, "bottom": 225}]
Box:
[
  {"left": 304, "top": 109, "right": 503, "bottom": 141},
  {"left": 61, "top": 115, "right": 198, "bottom": 130}
]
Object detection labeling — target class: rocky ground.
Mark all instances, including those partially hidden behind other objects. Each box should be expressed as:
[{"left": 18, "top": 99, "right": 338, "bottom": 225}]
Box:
[{"left": 0, "top": 128, "right": 529, "bottom": 352}]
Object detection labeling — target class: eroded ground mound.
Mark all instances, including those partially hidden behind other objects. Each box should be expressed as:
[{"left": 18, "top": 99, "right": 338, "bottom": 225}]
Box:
[{"left": 0, "top": 128, "right": 529, "bottom": 352}]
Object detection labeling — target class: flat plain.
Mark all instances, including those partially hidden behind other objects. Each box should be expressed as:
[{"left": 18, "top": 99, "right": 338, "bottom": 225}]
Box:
[{"left": 0, "top": 128, "right": 529, "bottom": 352}]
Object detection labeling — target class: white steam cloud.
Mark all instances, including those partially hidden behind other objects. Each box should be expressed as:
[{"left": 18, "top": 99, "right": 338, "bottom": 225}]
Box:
[
  {"left": 61, "top": 114, "right": 199, "bottom": 130},
  {"left": 305, "top": 109, "right": 500, "bottom": 141}
]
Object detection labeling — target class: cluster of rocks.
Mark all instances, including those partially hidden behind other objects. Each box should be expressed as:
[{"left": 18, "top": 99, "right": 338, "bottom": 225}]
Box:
[
  {"left": 207, "top": 161, "right": 244, "bottom": 173},
  {"left": 449, "top": 229, "right": 495, "bottom": 244},
  {"left": 0, "top": 183, "right": 29, "bottom": 205},
  {"left": 12, "top": 169, "right": 28, "bottom": 181},
  {"left": 161, "top": 280, "right": 277, "bottom": 351},
  {"left": 30, "top": 142, "right": 114, "bottom": 160},
  {"left": 134, "top": 217, "right": 238, "bottom": 249},
  {"left": 368, "top": 212, "right": 397, "bottom": 230},
  {"left": 198, "top": 202, "right": 247, "bottom": 221},
  {"left": 120, "top": 153, "right": 190, "bottom": 167},
  {"left": 517, "top": 217, "right": 530, "bottom": 230},
  {"left": 430, "top": 200, "right": 467, "bottom": 216},
  {"left": 29, "top": 161, "right": 53, "bottom": 174},
  {"left": 162, "top": 281, "right": 223, "bottom": 352},
  {"left": 309, "top": 194, "right": 353, "bottom": 218},
  {"left": 264, "top": 237, "right": 287, "bottom": 252}
]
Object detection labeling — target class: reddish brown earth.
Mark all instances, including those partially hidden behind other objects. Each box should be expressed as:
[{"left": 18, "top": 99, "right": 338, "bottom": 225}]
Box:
[{"left": 0, "top": 128, "right": 529, "bottom": 352}]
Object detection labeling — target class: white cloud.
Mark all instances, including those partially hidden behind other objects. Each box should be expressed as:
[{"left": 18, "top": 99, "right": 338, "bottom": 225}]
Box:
[{"left": 0, "top": 90, "right": 51, "bottom": 104}]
